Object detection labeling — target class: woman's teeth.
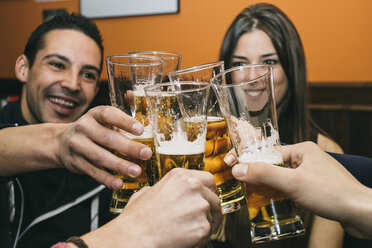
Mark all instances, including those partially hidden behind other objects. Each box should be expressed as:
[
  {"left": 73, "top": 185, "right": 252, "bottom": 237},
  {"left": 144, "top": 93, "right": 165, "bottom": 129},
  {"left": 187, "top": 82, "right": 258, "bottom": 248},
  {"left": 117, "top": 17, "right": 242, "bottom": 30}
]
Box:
[{"left": 246, "top": 90, "right": 261, "bottom": 97}]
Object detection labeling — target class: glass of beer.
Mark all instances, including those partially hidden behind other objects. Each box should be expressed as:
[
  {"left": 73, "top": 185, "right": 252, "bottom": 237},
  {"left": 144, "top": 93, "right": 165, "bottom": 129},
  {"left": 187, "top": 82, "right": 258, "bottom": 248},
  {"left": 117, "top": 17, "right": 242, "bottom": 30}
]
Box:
[
  {"left": 144, "top": 82, "right": 210, "bottom": 178},
  {"left": 130, "top": 51, "right": 182, "bottom": 82},
  {"left": 211, "top": 64, "right": 305, "bottom": 242},
  {"left": 168, "top": 62, "right": 246, "bottom": 214},
  {"left": 106, "top": 54, "right": 164, "bottom": 214}
]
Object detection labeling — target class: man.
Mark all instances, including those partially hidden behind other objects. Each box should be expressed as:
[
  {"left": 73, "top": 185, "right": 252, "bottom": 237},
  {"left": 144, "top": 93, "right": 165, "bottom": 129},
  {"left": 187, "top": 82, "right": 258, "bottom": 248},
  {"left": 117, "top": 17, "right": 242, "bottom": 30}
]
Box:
[{"left": 0, "top": 13, "right": 221, "bottom": 247}]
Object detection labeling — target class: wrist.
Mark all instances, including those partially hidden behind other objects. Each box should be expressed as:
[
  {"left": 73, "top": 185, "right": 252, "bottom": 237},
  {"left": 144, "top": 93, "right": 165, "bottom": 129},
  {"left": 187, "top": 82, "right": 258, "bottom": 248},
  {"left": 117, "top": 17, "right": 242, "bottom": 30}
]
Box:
[{"left": 343, "top": 184, "right": 372, "bottom": 238}]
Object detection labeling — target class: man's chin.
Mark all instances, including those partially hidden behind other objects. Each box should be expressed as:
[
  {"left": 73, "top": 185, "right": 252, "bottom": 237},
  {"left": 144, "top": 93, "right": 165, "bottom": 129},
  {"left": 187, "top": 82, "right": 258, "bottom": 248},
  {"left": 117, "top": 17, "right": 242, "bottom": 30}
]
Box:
[{"left": 43, "top": 112, "right": 81, "bottom": 123}]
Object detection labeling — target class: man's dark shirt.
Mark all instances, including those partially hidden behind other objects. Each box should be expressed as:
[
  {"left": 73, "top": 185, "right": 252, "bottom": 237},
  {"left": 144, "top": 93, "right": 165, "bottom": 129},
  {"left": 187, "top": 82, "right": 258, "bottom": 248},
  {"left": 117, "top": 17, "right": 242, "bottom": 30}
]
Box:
[{"left": 0, "top": 100, "right": 113, "bottom": 248}]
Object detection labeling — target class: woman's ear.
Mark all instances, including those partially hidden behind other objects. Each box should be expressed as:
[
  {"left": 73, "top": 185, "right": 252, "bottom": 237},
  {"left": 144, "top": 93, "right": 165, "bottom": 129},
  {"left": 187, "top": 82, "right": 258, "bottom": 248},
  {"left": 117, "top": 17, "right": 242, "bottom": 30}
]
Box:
[{"left": 15, "top": 55, "right": 29, "bottom": 83}]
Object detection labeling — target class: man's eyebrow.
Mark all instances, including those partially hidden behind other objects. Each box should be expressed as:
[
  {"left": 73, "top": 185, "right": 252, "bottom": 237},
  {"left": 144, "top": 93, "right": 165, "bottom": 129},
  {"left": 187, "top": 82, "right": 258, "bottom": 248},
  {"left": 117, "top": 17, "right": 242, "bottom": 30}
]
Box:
[
  {"left": 43, "top": 54, "right": 70, "bottom": 63},
  {"left": 83, "top": 65, "right": 100, "bottom": 74},
  {"left": 42, "top": 53, "right": 100, "bottom": 74}
]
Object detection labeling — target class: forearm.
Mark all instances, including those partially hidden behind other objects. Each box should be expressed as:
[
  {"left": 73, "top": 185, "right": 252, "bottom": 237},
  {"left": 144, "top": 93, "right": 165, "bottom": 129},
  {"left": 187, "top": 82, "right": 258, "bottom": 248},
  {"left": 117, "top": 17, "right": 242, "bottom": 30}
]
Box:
[
  {"left": 79, "top": 215, "right": 154, "bottom": 248},
  {"left": 0, "top": 123, "right": 65, "bottom": 176},
  {"left": 342, "top": 185, "right": 372, "bottom": 239}
]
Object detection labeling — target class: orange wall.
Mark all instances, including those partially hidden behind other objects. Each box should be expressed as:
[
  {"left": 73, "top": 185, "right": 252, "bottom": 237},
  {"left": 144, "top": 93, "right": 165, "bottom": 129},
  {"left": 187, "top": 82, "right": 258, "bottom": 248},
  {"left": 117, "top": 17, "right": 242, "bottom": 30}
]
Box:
[{"left": 0, "top": 0, "right": 371, "bottom": 82}]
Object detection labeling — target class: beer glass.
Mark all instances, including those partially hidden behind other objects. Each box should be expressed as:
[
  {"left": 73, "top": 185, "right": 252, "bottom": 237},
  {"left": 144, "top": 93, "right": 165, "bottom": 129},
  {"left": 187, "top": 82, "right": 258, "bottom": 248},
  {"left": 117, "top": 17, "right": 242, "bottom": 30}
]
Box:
[
  {"left": 106, "top": 54, "right": 163, "bottom": 214},
  {"left": 168, "top": 62, "right": 246, "bottom": 214},
  {"left": 211, "top": 65, "right": 305, "bottom": 242},
  {"left": 144, "top": 82, "right": 210, "bottom": 178},
  {"left": 130, "top": 51, "right": 182, "bottom": 82}
]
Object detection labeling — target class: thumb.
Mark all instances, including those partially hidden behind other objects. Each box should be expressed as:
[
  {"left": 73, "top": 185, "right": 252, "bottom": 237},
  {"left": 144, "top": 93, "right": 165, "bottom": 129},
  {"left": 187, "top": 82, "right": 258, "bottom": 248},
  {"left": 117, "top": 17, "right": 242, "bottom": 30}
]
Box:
[{"left": 232, "top": 162, "right": 293, "bottom": 193}]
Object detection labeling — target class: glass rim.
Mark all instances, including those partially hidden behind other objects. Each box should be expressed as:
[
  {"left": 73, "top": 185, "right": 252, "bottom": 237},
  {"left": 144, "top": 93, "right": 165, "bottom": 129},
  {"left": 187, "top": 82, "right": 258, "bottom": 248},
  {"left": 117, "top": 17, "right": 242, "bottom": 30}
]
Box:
[
  {"left": 129, "top": 51, "right": 182, "bottom": 60},
  {"left": 211, "top": 64, "right": 271, "bottom": 88},
  {"left": 105, "top": 54, "right": 164, "bottom": 67},
  {"left": 168, "top": 61, "right": 224, "bottom": 77},
  {"left": 144, "top": 81, "right": 210, "bottom": 95}
]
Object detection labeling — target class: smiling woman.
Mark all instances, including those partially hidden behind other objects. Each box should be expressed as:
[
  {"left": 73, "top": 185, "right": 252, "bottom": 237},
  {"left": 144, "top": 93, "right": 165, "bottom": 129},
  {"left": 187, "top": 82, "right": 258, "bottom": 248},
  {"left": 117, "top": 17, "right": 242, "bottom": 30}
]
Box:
[{"left": 214, "top": 3, "right": 344, "bottom": 248}]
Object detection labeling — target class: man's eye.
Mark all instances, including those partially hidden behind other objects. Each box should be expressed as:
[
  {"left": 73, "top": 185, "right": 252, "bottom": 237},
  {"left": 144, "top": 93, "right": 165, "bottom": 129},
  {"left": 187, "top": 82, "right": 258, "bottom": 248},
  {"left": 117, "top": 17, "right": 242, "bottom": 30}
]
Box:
[
  {"left": 82, "top": 72, "right": 98, "bottom": 81},
  {"left": 50, "top": 62, "right": 65, "bottom": 69},
  {"left": 232, "top": 61, "right": 247, "bottom": 67},
  {"left": 263, "top": 59, "right": 278, "bottom": 65}
]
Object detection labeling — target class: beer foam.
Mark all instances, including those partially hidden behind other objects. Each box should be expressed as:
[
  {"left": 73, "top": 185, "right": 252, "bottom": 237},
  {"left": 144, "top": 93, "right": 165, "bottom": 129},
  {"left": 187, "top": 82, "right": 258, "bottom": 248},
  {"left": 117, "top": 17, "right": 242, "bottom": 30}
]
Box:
[
  {"left": 124, "top": 124, "right": 153, "bottom": 139},
  {"left": 157, "top": 132, "right": 205, "bottom": 155},
  {"left": 134, "top": 85, "right": 146, "bottom": 97},
  {"left": 207, "top": 116, "right": 224, "bottom": 122},
  {"left": 238, "top": 150, "right": 283, "bottom": 165},
  {"left": 230, "top": 117, "right": 283, "bottom": 164}
]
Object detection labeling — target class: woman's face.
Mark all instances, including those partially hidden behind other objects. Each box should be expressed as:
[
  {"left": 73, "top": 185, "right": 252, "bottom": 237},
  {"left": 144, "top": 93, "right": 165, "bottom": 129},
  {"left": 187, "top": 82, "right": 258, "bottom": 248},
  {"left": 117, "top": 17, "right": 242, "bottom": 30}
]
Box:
[{"left": 231, "top": 29, "right": 288, "bottom": 105}]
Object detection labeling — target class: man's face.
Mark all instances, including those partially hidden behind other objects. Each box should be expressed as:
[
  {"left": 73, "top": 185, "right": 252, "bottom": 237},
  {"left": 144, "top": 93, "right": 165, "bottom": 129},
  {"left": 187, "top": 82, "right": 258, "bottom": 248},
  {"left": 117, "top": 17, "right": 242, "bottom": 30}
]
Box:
[{"left": 21, "top": 29, "right": 101, "bottom": 124}]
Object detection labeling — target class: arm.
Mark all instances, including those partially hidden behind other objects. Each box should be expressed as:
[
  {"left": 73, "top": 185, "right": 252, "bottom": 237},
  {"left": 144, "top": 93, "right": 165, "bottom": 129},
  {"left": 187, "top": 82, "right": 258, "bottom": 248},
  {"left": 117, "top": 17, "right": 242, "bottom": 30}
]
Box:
[
  {"left": 76, "top": 169, "right": 222, "bottom": 248},
  {"left": 231, "top": 142, "right": 372, "bottom": 240},
  {"left": 309, "top": 216, "right": 344, "bottom": 248},
  {"left": 0, "top": 106, "right": 152, "bottom": 190}
]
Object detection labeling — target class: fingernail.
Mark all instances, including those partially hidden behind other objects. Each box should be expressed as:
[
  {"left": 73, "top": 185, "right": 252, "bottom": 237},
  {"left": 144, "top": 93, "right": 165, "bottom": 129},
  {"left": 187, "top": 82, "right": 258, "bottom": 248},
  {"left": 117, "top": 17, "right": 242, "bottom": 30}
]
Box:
[
  {"left": 131, "top": 122, "right": 143, "bottom": 135},
  {"left": 140, "top": 147, "right": 152, "bottom": 159},
  {"left": 224, "top": 154, "right": 236, "bottom": 165},
  {"left": 232, "top": 164, "right": 248, "bottom": 178},
  {"left": 128, "top": 166, "right": 141, "bottom": 177},
  {"left": 112, "top": 179, "right": 123, "bottom": 190}
]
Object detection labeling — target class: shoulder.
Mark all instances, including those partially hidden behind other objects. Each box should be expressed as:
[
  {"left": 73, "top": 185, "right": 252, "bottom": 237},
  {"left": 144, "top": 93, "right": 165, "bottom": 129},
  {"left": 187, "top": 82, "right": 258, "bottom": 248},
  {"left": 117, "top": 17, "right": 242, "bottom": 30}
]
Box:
[
  {"left": 317, "top": 133, "right": 344, "bottom": 154},
  {"left": 0, "top": 100, "right": 25, "bottom": 125}
]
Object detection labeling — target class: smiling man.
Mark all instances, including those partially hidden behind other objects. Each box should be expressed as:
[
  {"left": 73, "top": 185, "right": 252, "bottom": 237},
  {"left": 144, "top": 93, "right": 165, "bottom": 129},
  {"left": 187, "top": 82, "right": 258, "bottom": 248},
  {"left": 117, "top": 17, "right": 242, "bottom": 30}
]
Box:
[
  {"left": 16, "top": 29, "right": 101, "bottom": 124},
  {"left": 0, "top": 14, "right": 148, "bottom": 248},
  {"left": 0, "top": 13, "right": 222, "bottom": 248}
]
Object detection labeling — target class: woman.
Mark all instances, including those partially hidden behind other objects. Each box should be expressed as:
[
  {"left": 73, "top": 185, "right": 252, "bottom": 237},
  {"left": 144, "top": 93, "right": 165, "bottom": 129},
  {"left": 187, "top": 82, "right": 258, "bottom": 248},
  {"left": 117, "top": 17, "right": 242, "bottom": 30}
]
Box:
[{"left": 215, "top": 3, "right": 344, "bottom": 248}]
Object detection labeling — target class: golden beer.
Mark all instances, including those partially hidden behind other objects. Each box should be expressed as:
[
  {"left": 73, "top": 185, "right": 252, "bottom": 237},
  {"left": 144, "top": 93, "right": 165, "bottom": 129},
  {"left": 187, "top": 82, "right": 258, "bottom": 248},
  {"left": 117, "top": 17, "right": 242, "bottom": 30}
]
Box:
[
  {"left": 157, "top": 152, "right": 205, "bottom": 178},
  {"left": 110, "top": 94, "right": 157, "bottom": 214},
  {"left": 110, "top": 137, "right": 157, "bottom": 214},
  {"left": 205, "top": 117, "right": 245, "bottom": 213},
  {"left": 238, "top": 156, "right": 305, "bottom": 242}
]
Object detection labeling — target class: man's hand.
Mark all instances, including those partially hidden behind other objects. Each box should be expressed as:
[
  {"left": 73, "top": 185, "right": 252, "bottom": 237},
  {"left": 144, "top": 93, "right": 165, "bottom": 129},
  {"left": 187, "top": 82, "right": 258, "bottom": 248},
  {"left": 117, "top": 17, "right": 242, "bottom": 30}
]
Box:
[
  {"left": 81, "top": 168, "right": 223, "bottom": 248},
  {"left": 56, "top": 105, "right": 152, "bottom": 189}
]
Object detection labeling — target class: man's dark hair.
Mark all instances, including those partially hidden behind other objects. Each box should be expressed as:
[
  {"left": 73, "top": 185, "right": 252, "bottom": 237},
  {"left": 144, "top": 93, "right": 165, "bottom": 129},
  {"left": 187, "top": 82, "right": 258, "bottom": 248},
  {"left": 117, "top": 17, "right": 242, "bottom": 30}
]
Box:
[{"left": 24, "top": 13, "right": 104, "bottom": 72}]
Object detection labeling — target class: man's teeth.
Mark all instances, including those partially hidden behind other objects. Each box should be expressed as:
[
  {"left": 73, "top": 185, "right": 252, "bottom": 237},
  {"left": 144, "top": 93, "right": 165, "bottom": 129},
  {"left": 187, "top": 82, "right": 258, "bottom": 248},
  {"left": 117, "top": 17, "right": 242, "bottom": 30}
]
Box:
[
  {"left": 247, "top": 91, "right": 261, "bottom": 97},
  {"left": 49, "top": 97, "right": 75, "bottom": 107}
]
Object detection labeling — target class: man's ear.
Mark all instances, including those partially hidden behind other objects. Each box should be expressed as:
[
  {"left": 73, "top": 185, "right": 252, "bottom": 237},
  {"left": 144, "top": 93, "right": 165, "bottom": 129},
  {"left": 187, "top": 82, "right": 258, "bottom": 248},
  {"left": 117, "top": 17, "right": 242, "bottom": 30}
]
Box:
[{"left": 15, "top": 55, "right": 29, "bottom": 83}]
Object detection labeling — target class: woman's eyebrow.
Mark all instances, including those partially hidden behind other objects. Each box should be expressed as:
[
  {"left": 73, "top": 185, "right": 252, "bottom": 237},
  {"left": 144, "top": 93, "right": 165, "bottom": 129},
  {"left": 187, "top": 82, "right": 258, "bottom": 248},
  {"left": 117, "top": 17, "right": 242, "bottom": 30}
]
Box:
[
  {"left": 232, "top": 55, "right": 248, "bottom": 60},
  {"left": 261, "top": 53, "right": 277, "bottom": 58}
]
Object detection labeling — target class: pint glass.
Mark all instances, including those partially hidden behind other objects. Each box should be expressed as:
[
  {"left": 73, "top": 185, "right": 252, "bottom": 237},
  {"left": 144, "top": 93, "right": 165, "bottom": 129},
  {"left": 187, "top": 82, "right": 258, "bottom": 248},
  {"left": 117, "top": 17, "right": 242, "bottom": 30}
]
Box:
[
  {"left": 129, "top": 51, "right": 182, "bottom": 82},
  {"left": 144, "top": 82, "right": 209, "bottom": 178},
  {"left": 211, "top": 65, "right": 305, "bottom": 242},
  {"left": 169, "top": 62, "right": 245, "bottom": 214},
  {"left": 106, "top": 54, "right": 163, "bottom": 214}
]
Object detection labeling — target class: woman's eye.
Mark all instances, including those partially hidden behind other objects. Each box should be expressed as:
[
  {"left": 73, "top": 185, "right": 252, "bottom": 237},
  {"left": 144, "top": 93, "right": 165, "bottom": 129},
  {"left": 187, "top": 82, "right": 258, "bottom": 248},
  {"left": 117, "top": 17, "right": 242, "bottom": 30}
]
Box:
[
  {"left": 263, "top": 59, "right": 278, "bottom": 65},
  {"left": 232, "top": 61, "right": 247, "bottom": 67}
]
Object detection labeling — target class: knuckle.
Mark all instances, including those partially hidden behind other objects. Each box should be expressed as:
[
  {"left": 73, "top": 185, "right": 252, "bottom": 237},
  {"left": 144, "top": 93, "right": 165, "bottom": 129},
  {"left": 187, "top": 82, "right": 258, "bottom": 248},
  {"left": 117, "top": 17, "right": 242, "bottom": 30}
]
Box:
[
  {"left": 195, "top": 219, "right": 211, "bottom": 239},
  {"left": 98, "top": 106, "right": 111, "bottom": 120},
  {"left": 168, "top": 167, "right": 183, "bottom": 177},
  {"left": 188, "top": 177, "right": 203, "bottom": 192},
  {"left": 199, "top": 199, "right": 210, "bottom": 212}
]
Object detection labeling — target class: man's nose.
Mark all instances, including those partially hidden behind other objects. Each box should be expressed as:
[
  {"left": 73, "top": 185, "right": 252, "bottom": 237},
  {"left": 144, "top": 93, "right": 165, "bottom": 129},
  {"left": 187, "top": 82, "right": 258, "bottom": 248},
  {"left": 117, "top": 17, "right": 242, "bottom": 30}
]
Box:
[{"left": 60, "top": 71, "right": 81, "bottom": 92}]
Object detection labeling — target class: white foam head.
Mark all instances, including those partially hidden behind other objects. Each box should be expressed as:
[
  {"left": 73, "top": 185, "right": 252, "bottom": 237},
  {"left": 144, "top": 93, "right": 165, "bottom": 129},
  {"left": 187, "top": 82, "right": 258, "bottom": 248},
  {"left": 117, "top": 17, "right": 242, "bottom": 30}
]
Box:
[
  {"left": 238, "top": 150, "right": 283, "bottom": 165},
  {"left": 124, "top": 124, "right": 153, "bottom": 140},
  {"left": 157, "top": 132, "right": 205, "bottom": 155}
]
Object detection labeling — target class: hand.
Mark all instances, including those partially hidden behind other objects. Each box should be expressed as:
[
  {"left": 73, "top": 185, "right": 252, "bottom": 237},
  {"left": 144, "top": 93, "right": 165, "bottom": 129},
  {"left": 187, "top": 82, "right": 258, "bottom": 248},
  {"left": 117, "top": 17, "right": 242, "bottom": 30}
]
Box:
[
  {"left": 231, "top": 141, "right": 372, "bottom": 239},
  {"left": 81, "top": 168, "right": 223, "bottom": 248},
  {"left": 56, "top": 105, "right": 152, "bottom": 190}
]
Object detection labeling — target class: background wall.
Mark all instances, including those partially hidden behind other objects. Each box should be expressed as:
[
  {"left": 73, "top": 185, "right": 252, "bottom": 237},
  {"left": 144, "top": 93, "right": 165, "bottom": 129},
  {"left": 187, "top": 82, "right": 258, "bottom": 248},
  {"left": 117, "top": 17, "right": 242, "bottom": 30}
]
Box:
[{"left": 0, "top": 0, "right": 371, "bottom": 82}]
